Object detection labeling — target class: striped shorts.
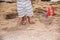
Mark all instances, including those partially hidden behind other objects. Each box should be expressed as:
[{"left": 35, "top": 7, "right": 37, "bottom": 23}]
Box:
[{"left": 17, "top": 0, "right": 33, "bottom": 17}]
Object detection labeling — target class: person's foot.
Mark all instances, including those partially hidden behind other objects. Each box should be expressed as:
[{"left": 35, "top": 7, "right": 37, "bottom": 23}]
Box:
[
  {"left": 21, "top": 16, "right": 27, "bottom": 25},
  {"left": 18, "top": 17, "right": 22, "bottom": 25},
  {"left": 28, "top": 16, "right": 35, "bottom": 24}
]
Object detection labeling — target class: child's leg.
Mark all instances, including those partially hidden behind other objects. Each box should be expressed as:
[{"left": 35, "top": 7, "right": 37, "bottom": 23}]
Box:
[
  {"left": 28, "top": 16, "right": 35, "bottom": 24},
  {"left": 17, "top": 1, "right": 25, "bottom": 17},
  {"left": 18, "top": 17, "right": 22, "bottom": 24},
  {"left": 17, "top": 0, "right": 27, "bottom": 25},
  {"left": 18, "top": 17, "right": 27, "bottom": 25},
  {"left": 22, "top": 16, "right": 27, "bottom": 25},
  {"left": 25, "top": 0, "right": 35, "bottom": 24}
]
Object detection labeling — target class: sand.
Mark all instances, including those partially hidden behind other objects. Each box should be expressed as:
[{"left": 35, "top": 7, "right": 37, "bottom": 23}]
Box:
[{"left": 0, "top": 1, "right": 60, "bottom": 40}]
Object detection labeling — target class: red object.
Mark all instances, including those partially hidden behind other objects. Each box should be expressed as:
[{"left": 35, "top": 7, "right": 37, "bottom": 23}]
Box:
[
  {"left": 47, "top": 7, "right": 51, "bottom": 16},
  {"left": 52, "top": 6, "right": 56, "bottom": 16}
]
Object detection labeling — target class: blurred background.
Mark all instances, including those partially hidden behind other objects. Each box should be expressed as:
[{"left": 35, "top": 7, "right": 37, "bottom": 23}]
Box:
[
  {"left": 0, "top": 0, "right": 60, "bottom": 20},
  {"left": 0, "top": 0, "right": 60, "bottom": 40},
  {"left": 0, "top": 0, "right": 60, "bottom": 28}
]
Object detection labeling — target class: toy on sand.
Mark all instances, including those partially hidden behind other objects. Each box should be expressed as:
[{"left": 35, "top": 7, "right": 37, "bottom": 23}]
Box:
[
  {"left": 37, "top": 6, "right": 56, "bottom": 20},
  {"left": 47, "top": 6, "right": 56, "bottom": 17},
  {"left": 51, "top": 5, "right": 56, "bottom": 16},
  {"left": 37, "top": 15, "right": 41, "bottom": 19},
  {"left": 42, "top": 13, "right": 48, "bottom": 18},
  {"left": 47, "top": 7, "right": 51, "bottom": 16}
]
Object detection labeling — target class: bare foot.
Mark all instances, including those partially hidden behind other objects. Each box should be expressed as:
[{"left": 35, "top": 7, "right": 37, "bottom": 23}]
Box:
[
  {"left": 21, "top": 16, "right": 27, "bottom": 25},
  {"left": 28, "top": 16, "right": 35, "bottom": 24},
  {"left": 18, "top": 17, "right": 22, "bottom": 25}
]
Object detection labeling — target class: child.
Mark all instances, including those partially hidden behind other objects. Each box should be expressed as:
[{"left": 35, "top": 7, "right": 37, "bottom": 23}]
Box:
[{"left": 17, "top": 0, "right": 35, "bottom": 25}]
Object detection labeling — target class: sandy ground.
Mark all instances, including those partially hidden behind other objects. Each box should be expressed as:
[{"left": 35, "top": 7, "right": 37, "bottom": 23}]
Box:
[
  {"left": 0, "top": 16, "right": 60, "bottom": 40},
  {"left": 0, "top": 1, "right": 60, "bottom": 40}
]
